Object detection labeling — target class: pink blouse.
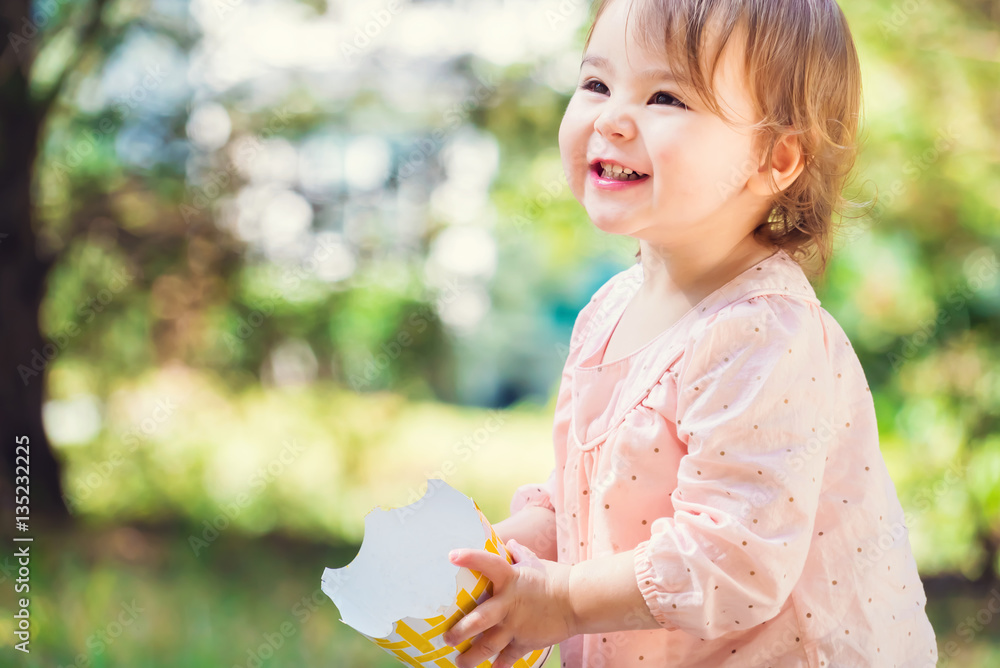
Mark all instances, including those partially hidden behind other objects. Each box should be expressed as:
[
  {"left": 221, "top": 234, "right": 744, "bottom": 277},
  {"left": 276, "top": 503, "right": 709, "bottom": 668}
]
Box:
[{"left": 511, "top": 249, "right": 938, "bottom": 667}]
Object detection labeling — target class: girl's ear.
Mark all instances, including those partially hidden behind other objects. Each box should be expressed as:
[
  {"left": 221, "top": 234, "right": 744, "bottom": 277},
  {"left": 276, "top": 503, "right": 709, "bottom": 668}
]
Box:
[{"left": 747, "top": 132, "right": 806, "bottom": 197}]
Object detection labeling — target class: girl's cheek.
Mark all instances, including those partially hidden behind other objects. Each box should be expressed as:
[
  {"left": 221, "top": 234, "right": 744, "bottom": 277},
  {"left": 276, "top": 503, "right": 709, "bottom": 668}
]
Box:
[
  {"left": 650, "top": 145, "right": 683, "bottom": 180},
  {"left": 557, "top": 112, "right": 575, "bottom": 160},
  {"left": 558, "top": 101, "right": 583, "bottom": 142},
  {"left": 558, "top": 118, "right": 586, "bottom": 170}
]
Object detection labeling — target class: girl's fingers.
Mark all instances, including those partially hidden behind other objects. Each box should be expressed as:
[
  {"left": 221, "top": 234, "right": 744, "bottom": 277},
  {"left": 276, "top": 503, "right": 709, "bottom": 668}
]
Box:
[
  {"left": 443, "top": 597, "right": 503, "bottom": 647},
  {"left": 493, "top": 642, "right": 530, "bottom": 668},
  {"left": 506, "top": 539, "right": 541, "bottom": 567},
  {"left": 449, "top": 547, "right": 514, "bottom": 590},
  {"left": 454, "top": 624, "right": 514, "bottom": 668}
]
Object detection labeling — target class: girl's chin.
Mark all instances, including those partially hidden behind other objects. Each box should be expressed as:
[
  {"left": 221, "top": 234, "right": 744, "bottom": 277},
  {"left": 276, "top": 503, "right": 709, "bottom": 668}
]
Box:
[
  {"left": 589, "top": 217, "right": 638, "bottom": 237},
  {"left": 586, "top": 208, "right": 644, "bottom": 233}
]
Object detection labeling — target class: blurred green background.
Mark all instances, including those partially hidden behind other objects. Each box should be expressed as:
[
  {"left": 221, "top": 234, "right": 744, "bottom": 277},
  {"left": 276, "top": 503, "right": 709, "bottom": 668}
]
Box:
[{"left": 0, "top": 0, "right": 998, "bottom": 665}]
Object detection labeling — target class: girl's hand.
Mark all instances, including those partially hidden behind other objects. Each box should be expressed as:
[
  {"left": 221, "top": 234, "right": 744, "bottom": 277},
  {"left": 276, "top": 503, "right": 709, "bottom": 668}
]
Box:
[{"left": 442, "top": 539, "right": 577, "bottom": 668}]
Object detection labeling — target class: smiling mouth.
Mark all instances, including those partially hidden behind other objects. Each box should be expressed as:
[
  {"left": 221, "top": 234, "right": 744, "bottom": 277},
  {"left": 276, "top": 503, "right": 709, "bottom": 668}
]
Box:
[{"left": 591, "top": 162, "right": 650, "bottom": 182}]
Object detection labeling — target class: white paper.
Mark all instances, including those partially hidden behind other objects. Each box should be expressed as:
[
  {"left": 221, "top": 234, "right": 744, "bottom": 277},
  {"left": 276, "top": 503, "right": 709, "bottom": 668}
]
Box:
[{"left": 320, "top": 478, "right": 553, "bottom": 668}]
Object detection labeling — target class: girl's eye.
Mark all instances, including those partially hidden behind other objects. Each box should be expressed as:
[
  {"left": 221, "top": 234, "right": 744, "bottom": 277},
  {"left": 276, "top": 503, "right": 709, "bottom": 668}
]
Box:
[
  {"left": 580, "top": 79, "right": 609, "bottom": 95},
  {"left": 579, "top": 80, "right": 687, "bottom": 110},
  {"left": 651, "top": 92, "right": 687, "bottom": 109}
]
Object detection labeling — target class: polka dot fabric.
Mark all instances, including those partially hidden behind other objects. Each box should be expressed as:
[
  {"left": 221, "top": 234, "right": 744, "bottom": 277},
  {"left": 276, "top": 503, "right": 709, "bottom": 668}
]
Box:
[{"left": 510, "top": 250, "right": 938, "bottom": 668}]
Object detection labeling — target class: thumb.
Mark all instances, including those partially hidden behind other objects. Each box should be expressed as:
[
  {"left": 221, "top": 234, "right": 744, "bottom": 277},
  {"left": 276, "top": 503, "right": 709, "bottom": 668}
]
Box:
[{"left": 506, "top": 539, "right": 541, "bottom": 567}]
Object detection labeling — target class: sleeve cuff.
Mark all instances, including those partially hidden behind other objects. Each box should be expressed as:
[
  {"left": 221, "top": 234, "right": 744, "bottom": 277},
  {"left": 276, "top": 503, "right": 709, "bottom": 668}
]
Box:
[
  {"left": 634, "top": 539, "right": 680, "bottom": 630},
  {"left": 509, "top": 483, "right": 555, "bottom": 515}
]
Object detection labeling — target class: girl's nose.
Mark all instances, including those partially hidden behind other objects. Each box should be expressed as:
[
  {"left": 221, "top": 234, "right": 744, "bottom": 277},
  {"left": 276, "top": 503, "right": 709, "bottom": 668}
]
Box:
[{"left": 594, "top": 104, "right": 637, "bottom": 140}]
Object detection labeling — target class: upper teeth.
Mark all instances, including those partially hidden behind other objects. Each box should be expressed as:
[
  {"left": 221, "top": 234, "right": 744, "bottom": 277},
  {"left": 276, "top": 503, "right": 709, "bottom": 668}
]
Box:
[{"left": 600, "top": 162, "right": 640, "bottom": 175}]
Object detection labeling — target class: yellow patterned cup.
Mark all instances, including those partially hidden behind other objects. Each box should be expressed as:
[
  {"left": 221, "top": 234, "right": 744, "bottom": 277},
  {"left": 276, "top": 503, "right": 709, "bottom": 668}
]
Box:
[{"left": 321, "top": 478, "right": 553, "bottom": 668}]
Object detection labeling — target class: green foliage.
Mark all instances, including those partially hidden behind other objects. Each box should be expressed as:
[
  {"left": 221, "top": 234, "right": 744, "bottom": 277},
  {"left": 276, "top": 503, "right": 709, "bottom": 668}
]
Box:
[
  {"left": 26, "top": 0, "right": 1000, "bottom": 627},
  {"left": 0, "top": 528, "right": 431, "bottom": 667},
  {"left": 52, "top": 365, "right": 558, "bottom": 545},
  {"left": 0, "top": 525, "right": 996, "bottom": 667}
]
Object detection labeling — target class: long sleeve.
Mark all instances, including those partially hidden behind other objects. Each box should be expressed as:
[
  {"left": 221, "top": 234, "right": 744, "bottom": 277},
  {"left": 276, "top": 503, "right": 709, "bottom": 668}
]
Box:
[
  {"left": 510, "top": 467, "right": 557, "bottom": 514},
  {"left": 633, "top": 294, "right": 838, "bottom": 639},
  {"left": 510, "top": 269, "right": 632, "bottom": 517}
]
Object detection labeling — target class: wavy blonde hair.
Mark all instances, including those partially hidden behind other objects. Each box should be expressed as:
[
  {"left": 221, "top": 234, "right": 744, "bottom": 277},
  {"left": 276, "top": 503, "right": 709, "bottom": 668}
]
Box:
[{"left": 583, "top": 0, "right": 867, "bottom": 280}]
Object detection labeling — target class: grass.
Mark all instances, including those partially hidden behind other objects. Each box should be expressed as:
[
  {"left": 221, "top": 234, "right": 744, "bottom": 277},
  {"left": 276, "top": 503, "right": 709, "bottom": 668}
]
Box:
[
  {"left": 0, "top": 523, "right": 393, "bottom": 668},
  {"left": 0, "top": 523, "right": 997, "bottom": 667}
]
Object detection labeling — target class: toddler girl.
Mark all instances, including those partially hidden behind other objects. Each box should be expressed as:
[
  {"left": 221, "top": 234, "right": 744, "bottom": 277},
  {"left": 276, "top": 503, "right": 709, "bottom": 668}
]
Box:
[{"left": 443, "top": 0, "right": 939, "bottom": 666}]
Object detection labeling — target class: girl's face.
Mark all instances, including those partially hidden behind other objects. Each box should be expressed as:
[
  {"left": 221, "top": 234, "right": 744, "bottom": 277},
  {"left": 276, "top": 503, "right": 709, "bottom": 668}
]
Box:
[{"left": 558, "top": 0, "right": 768, "bottom": 246}]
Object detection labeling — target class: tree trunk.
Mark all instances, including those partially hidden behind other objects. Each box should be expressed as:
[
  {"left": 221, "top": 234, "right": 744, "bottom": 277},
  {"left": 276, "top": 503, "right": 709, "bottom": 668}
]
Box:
[{"left": 0, "top": 25, "right": 70, "bottom": 524}]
